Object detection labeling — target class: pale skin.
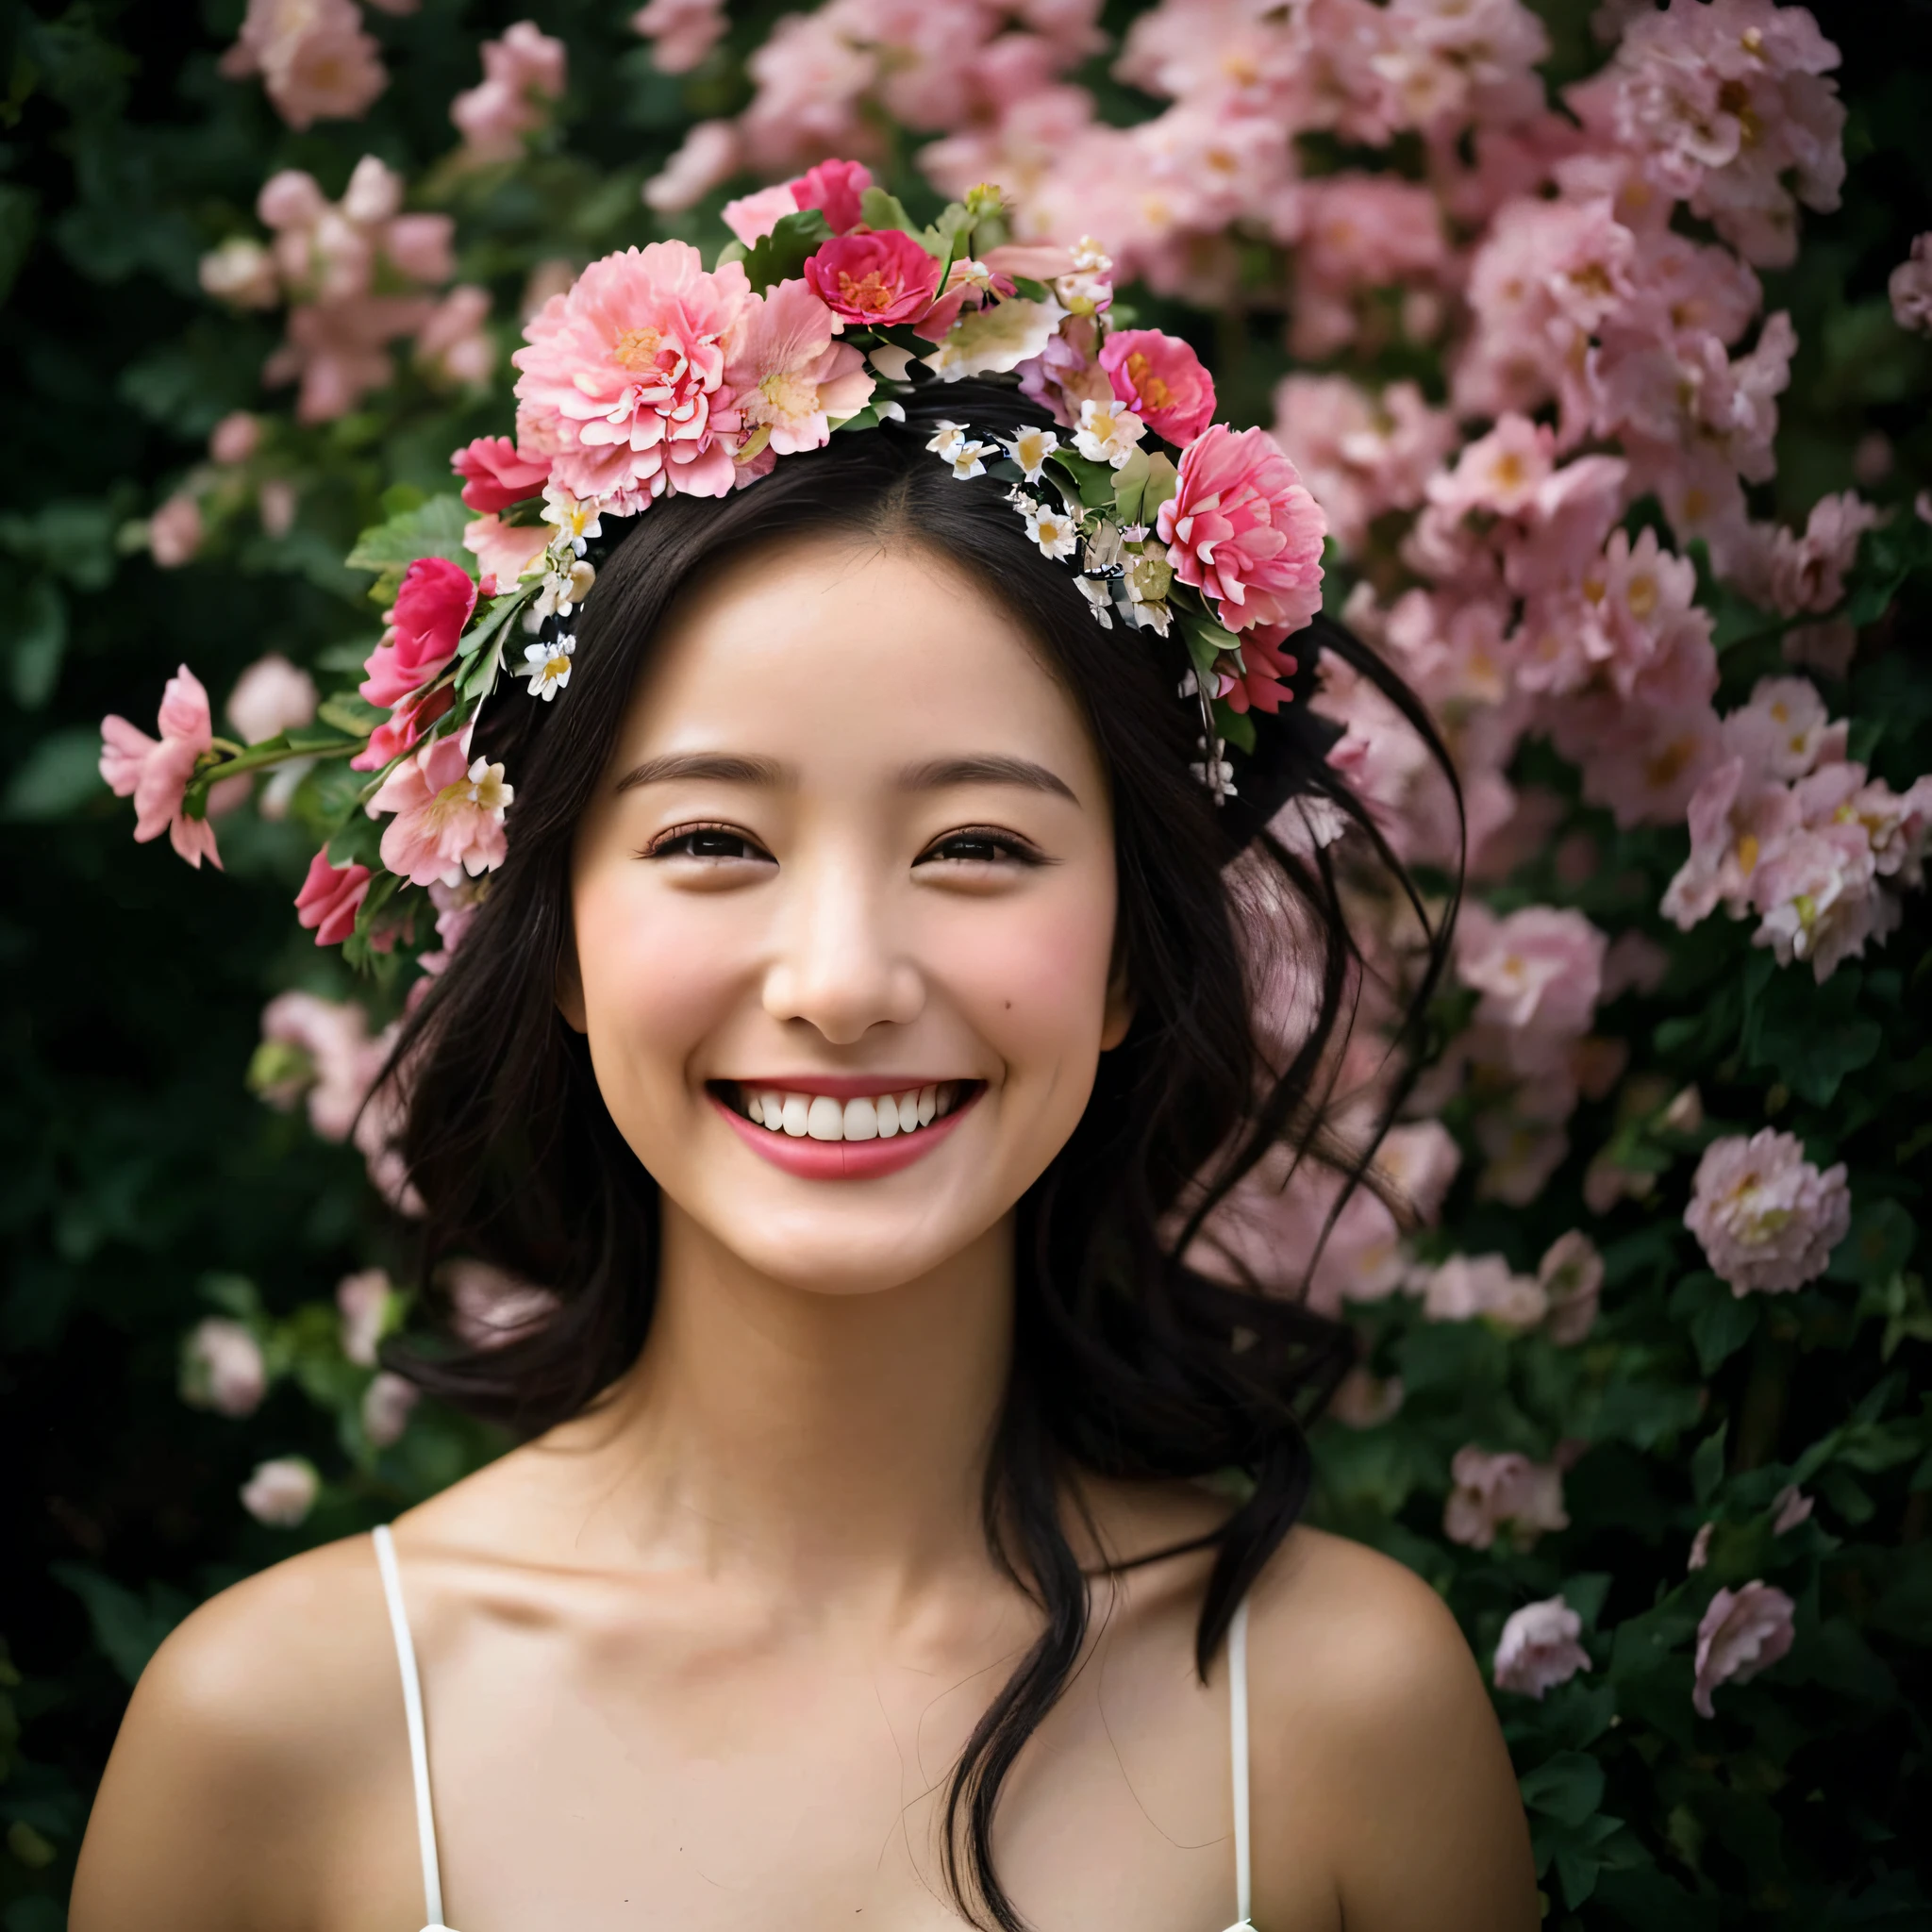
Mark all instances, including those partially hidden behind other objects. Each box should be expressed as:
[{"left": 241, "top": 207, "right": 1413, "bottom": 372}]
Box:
[{"left": 72, "top": 536, "right": 1538, "bottom": 1932}]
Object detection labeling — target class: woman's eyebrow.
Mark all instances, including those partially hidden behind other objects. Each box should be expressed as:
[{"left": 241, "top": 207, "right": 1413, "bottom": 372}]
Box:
[
  {"left": 896, "top": 756, "right": 1079, "bottom": 804},
  {"left": 614, "top": 751, "right": 792, "bottom": 792}
]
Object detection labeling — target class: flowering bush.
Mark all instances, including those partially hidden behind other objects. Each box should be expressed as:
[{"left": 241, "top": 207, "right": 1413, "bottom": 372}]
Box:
[{"left": 6, "top": 3, "right": 1932, "bottom": 1926}]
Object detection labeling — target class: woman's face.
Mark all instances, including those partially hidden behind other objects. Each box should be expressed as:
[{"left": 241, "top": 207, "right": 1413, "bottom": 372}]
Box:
[{"left": 564, "top": 533, "right": 1130, "bottom": 1297}]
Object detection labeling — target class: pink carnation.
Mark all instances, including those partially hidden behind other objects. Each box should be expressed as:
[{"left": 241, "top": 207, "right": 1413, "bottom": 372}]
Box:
[
  {"left": 1685, "top": 1127, "right": 1851, "bottom": 1294},
  {"left": 1493, "top": 1596, "right": 1591, "bottom": 1699},
  {"left": 1444, "top": 1446, "right": 1570, "bottom": 1551},
  {"left": 370, "top": 732, "right": 514, "bottom": 888},
  {"left": 1098, "top": 329, "right": 1216, "bottom": 446},
  {"left": 1156, "top": 425, "right": 1325, "bottom": 635},
  {"left": 724, "top": 277, "right": 874, "bottom": 457},
  {"left": 295, "top": 848, "right": 373, "bottom": 946},
  {"left": 803, "top": 230, "right": 943, "bottom": 328},
  {"left": 1891, "top": 233, "right": 1932, "bottom": 335},
  {"left": 1693, "top": 1580, "right": 1796, "bottom": 1717},
  {"left": 359, "top": 555, "right": 477, "bottom": 709},
  {"left": 99, "top": 665, "right": 222, "bottom": 870},
  {"left": 452, "top": 433, "right": 552, "bottom": 511},
  {"left": 512, "top": 240, "right": 754, "bottom": 512}
]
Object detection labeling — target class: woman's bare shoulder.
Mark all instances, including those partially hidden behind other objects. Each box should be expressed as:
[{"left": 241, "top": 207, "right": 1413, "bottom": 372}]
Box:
[{"left": 71, "top": 1533, "right": 407, "bottom": 1932}]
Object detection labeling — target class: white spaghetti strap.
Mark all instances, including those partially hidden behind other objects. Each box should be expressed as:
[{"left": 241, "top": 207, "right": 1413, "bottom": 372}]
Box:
[
  {"left": 1227, "top": 1594, "right": 1253, "bottom": 1931},
  {"left": 372, "top": 1525, "right": 450, "bottom": 1932}
]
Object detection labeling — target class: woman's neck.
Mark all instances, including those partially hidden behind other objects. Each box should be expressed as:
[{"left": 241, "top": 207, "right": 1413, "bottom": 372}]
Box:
[{"left": 537, "top": 1203, "right": 1018, "bottom": 1608}]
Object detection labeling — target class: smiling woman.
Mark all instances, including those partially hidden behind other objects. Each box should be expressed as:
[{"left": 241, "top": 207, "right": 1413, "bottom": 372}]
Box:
[{"left": 72, "top": 381, "right": 1538, "bottom": 1932}]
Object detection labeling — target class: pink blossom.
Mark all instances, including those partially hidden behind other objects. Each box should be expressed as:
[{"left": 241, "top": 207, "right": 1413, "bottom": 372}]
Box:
[
  {"left": 336, "top": 1266, "right": 391, "bottom": 1366},
  {"left": 148, "top": 494, "right": 203, "bottom": 568},
  {"left": 209, "top": 411, "right": 263, "bottom": 465},
  {"left": 452, "top": 433, "right": 552, "bottom": 512},
  {"left": 370, "top": 733, "right": 513, "bottom": 888},
  {"left": 1493, "top": 1597, "right": 1591, "bottom": 1698},
  {"left": 1423, "top": 1254, "right": 1547, "bottom": 1332},
  {"left": 181, "top": 1318, "right": 268, "bottom": 1418},
  {"left": 227, "top": 654, "right": 317, "bottom": 743},
  {"left": 512, "top": 241, "right": 754, "bottom": 512},
  {"left": 362, "top": 1371, "right": 419, "bottom": 1447},
  {"left": 1890, "top": 233, "right": 1932, "bottom": 334},
  {"left": 1540, "top": 1230, "right": 1604, "bottom": 1343},
  {"left": 630, "top": 0, "right": 726, "bottom": 74},
  {"left": 222, "top": 0, "right": 388, "bottom": 131},
  {"left": 1693, "top": 1580, "right": 1795, "bottom": 1717},
  {"left": 294, "top": 848, "right": 373, "bottom": 946},
  {"left": 803, "top": 229, "right": 943, "bottom": 327},
  {"left": 452, "top": 21, "right": 567, "bottom": 162},
  {"left": 1097, "top": 329, "right": 1215, "bottom": 446},
  {"left": 359, "top": 556, "right": 477, "bottom": 709},
  {"left": 258, "top": 989, "right": 384, "bottom": 1141},
  {"left": 444, "top": 1257, "right": 558, "bottom": 1350},
  {"left": 1156, "top": 425, "right": 1326, "bottom": 635},
  {"left": 241, "top": 1456, "right": 319, "bottom": 1527},
  {"left": 1766, "top": 491, "right": 1881, "bottom": 617},
  {"left": 99, "top": 665, "right": 222, "bottom": 870},
  {"left": 724, "top": 277, "right": 875, "bottom": 457},
  {"left": 1456, "top": 902, "right": 1607, "bottom": 1039},
  {"left": 1685, "top": 1128, "right": 1851, "bottom": 1294},
  {"left": 1444, "top": 1446, "right": 1570, "bottom": 1551}
]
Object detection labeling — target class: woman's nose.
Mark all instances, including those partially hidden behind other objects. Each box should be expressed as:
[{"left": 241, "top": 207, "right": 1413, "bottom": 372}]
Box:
[{"left": 759, "top": 852, "right": 924, "bottom": 1044}]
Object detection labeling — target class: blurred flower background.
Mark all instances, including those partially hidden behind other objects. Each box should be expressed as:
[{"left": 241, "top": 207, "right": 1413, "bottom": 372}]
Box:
[{"left": 3, "top": 2, "right": 1930, "bottom": 1925}]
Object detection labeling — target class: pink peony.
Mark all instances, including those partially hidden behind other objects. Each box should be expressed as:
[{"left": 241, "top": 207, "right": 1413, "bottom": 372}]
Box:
[
  {"left": 803, "top": 229, "right": 944, "bottom": 328},
  {"left": 1539, "top": 1230, "right": 1604, "bottom": 1343},
  {"left": 359, "top": 555, "right": 477, "bottom": 709},
  {"left": 1685, "top": 1128, "right": 1851, "bottom": 1294},
  {"left": 630, "top": 0, "right": 727, "bottom": 75},
  {"left": 1692, "top": 1580, "right": 1796, "bottom": 1717},
  {"left": 1444, "top": 1446, "right": 1570, "bottom": 1552},
  {"left": 148, "top": 494, "right": 204, "bottom": 567},
  {"left": 1156, "top": 425, "right": 1326, "bottom": 635},
  {"left": 724, "top": 277, "right": 875, "bottom": 457},
  {"left": 362, "top": 1370, "right": 419, "bottom": 1447},
  {"left": 1455, "top": 902, "right": 1607, "bottom": 1039},
  {"left": 294, "top": 848, "right": 373, "bottom": 946},
  {"left": 227, "top": 653, "right": 318, "bottom": 743},
  {"left": 241, "top": 1456, "right": 319, "bottom": 1527},
  {"left": 336, "top": 1266, "right": 391, "bottom": 1365},
  {"left": 370, "top": 732, "right": 514, "bottom": 888},
  {"left": 1423, "top": 1254, "right": 1547, "bottom": 1332},
  {"left": 1890, "top": 233, "right": 1932, "bottom": 335},
  {"left": 1493, "top": 1597, "right": 1591, "bottom": 1699},
  {"left": 512, "top": 241, "right": 755, "bottom": 512},
  {"left": 1098, "top": 329, "right": 1216, "bottom": 446},
  {"left": 99, "top": 665, "right": 222, "bottom": 870},
  {"left": 181, "top": 1318, "right": 268, "bottom": 1418}
]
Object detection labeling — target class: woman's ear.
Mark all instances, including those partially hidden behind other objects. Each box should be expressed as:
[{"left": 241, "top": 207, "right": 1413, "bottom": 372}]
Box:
[
  {"left": 1101, "top": 962, "right": 1135, "bottom": 1051},
  {"left": 556, "top": 922, "right": 588, "bottom": 1034}
]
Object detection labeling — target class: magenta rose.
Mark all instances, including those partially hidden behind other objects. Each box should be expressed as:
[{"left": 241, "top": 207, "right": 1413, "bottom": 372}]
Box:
[
  {"left": 803, "top": 230, "right": 942, "bottom": 327},
  {"left": 1098, "top": 328, "right": 1217, "bottom": 446},
  {"left": 790, "top": 158, "right": 872, "bottom": 235},
  {"left": 451, "top": 434, "right": 551, "bottom": 512},
  {"left": 359, "top": 556, "right": 478, "bottom": 710},
  {"left": 1156, "top": 424, "right": 1326, "bottom": 635},
  {"left": 294, "top": 848, "right": 373, "bottom": 947}
]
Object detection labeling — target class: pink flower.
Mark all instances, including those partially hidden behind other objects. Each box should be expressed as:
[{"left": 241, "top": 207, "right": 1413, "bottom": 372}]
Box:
[
  {"left": 1539, "top": 1230, "right": 1604, "bottom": 1343},
  {"left": 512, "top": 240, "right": 754, "bottom": 512},
  {"left": 359, "top": 555, "right": 477, "bottom": 709},
  {"left": 452, "top": 21, "right": 567, "bottom": 162},
  {"left": 227, "top": 654, "right": 318, "bottom": 743},
  {"left": 1444, "top": 1446, "right": 1570, "bottom": 1551},
  {"left": 1456, "top": 903, "right": 1607, "bottom": 1039},
  {"left": 1685, "top": 1128, "right": 1851, "bottom": 1294},
  {"left": 181, "top": 1318, "right": 268, "bottom": 1418},
  {"left": 443, "top": 1257, "right": 558, "bottom": 1349},
  {"left": 1098, "top": 329, "right": 1216, "bottom": 446},
  {"left": 630, "top": 0, "right": 726, "bottom": 75},
  {"left": 1493, "top": 1597, "right": 1591, "bottom": 1699},
  {"left": 241, "top": 1456, "right": 319, "bottom": 1527},
  {"left": 1156, "top": 425, "right": 1326, "bottom": 635},
  {"left": 148, "top": 494, "right": 203, "bottom": 567},
  {"left": 803, "top": 230, "right": 943, "bottom": 327},
  {"left": 1693, "top": 1580, "right": 1796, "bottom": 1717},
  {"left": 99, "top": 665, "right": 222, "bottom": 870},
  {"left": 370, "top": 733, "right": 514, "bottom": 888},
  {"left": 452, "top": 433, "right": 552, "bottom": 511},
  {"left": 294, "top": 848, "right": 373, "bottom": 946},
  {"left": 336, "top": 1266, "right": 391, "bottom": 1365},
  {"left": 362, "top": 1371, "right": 419, "bottom": 1447},
  {"left": 724, "top": 277, "right": 875, "bottom": 457},
  {"left": 209, "top": 411, "right": 262, "bottom": 464},
  {"left": 1890, "top": 233, "right": 1932, "bottom": 334},
  {"left": 1423, "top": 1254, "right": 1547, "bottom": 1332}
]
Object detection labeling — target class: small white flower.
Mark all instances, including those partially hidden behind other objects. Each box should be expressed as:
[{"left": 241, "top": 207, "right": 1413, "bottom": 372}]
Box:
[
  {"left": 541, "top": 485, "right": 603, "bottom": 556},
  {"left": 926, "top": 420, "right": 970, "bottom": 461},
  {"left": 948, "top": 439, "right": 996, "bottom": 480},
  {"left": 1024, "top": 500, "right": 1080, "bottom": 561},
  {"left": 1073, "top": 398, "right": 1146, "bottom": 469},
  {"left": 1004, "top": 425, "right": 1059, "bottom": 482},
  {"left": 1075, "top": 576, "right": 1115, "bottom": 629},
  {"left": 523, "top": 636, "right": 575, "bottom": 701}
]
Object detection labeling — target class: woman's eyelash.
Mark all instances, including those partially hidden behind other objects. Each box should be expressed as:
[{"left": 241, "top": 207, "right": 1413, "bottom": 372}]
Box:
[
  {"left": 644, "top": 823, "right": 772, "bottom": 861},
  {"left": 917, "top": 827, "right": 1047, "bottom": 866}
]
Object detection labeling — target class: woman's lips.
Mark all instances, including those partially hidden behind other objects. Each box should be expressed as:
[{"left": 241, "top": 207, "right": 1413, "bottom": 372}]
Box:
[{"left": 709, "top": 1084, "right": 981, "bottom": 1180}]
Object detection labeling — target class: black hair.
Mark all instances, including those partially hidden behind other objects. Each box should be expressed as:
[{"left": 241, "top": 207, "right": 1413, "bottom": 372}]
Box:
[{"left": 382, "top": 378, "right": 1458, "bottom": 1931}]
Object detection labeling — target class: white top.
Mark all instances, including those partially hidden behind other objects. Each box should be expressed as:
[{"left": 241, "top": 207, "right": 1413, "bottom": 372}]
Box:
[{"left": 371, "top": 1524, "right": 1256, "bottom": 1932}]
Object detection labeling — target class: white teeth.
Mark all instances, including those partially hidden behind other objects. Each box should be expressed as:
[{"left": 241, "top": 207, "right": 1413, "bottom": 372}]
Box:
[{"left": 736, "top": 1083, "right": 969, "bottom": 1141}]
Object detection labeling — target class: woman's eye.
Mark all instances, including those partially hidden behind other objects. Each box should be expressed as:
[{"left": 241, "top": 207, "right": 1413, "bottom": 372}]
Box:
[
  {"left": 917, "top": 829, "right": 1041, "bottom": 867},
  {"left": 647, "top": 825, "right": 772, "bottom": 862}
]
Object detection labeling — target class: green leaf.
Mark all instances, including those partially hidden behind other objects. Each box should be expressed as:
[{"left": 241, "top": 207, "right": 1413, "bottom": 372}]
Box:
[
  {"left": 344, "top": 495, "right": 474, "bottom": 590},
  {"left": 739, "top": 207, "right": 834, "bottom": 292},
  {"left": 8, "top": 575, "right": 65, "bottom": 708},
  {"left": 1520, "top": 1750, "right": 1606, "bottom": 1826}
]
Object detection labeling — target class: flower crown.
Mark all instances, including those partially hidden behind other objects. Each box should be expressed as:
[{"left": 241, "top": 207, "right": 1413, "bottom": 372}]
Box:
[{"left": 102, "top": 159, "right": 1327, "bottom": 974}]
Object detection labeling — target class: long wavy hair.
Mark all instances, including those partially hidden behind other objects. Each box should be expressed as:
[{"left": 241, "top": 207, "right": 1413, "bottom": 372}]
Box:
[{"left": 382, "top": 379, "right": 1457, "bottom": 1932}]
